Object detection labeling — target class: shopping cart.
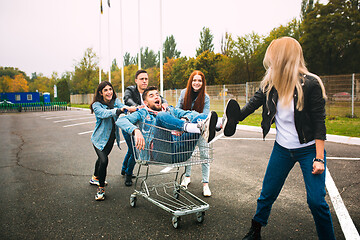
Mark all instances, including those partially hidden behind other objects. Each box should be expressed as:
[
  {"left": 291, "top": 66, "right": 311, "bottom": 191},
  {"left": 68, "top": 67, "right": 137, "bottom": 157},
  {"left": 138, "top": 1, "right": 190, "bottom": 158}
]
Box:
[{"left": 129, "top": 122, "right": 213, "bottom": 228}]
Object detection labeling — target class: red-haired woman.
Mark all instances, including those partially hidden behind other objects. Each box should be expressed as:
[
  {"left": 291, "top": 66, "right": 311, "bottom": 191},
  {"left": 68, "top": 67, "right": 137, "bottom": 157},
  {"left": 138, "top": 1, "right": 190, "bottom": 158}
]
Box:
[{"left": 176, "top": 70, "right": 212, "bottom": 197}]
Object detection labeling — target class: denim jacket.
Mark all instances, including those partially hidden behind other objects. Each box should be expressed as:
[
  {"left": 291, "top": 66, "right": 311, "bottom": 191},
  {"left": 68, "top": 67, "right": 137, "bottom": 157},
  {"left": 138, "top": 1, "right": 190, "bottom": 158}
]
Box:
[
  {"left": 91, "top": 98, "right": 125, "bottom": 151},
  {"left": 175, "top": 88, "right": 210, "bottom": 114},
  {"left": 116, "top": 106, "right": 198, "bottom": 135}
]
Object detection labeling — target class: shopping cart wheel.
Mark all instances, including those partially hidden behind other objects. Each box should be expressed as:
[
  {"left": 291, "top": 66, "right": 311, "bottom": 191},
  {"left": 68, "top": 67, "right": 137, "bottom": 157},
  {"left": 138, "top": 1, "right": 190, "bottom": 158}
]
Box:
[
  {"left": 196, "top": 211, "right": 205, "bottom": 223},
  {"left": 130, "top": 194, "right": 137, "bottom": 208},
  {"left": 172, "top": 216, "right": 181, "bottom": 229}
]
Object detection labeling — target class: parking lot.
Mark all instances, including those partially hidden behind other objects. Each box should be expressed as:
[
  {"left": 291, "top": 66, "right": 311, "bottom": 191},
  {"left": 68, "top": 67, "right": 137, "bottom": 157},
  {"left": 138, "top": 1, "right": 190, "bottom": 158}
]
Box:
[{"left": 0, "top": 109, "right": 359, "bottom": 239}]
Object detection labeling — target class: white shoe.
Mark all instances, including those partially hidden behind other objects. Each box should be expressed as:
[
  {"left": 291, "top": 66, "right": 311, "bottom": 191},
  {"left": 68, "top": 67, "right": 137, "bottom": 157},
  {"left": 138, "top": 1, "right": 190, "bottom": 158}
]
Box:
[
  {"left": 203, "top": 185, "right": 211, "bottom": 197},
  {"left": 181, "top": 177, "right": 191, "bottom": 188}
]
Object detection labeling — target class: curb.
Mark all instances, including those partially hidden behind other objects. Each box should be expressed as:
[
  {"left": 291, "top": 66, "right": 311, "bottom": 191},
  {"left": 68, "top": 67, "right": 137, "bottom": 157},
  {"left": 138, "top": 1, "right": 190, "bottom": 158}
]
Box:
[{"left": 237, "top": 124, "right": 360, "bottom": 146}]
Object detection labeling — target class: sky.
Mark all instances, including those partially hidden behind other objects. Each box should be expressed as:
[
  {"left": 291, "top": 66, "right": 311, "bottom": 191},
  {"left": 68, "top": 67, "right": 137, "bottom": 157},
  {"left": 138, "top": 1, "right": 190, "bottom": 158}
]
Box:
[{"left": 0, "top": 0, "right": 328, "bottom": 78}]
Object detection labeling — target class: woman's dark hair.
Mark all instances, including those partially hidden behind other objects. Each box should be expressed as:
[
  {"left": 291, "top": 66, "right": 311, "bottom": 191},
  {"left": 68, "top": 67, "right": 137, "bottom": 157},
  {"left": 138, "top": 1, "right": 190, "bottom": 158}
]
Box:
[
  {"left": 90, "top": 81, "right": 117, "bottom": 113},
  {"left": 183, "top": 70, "right": 206, "bottom": 113}
]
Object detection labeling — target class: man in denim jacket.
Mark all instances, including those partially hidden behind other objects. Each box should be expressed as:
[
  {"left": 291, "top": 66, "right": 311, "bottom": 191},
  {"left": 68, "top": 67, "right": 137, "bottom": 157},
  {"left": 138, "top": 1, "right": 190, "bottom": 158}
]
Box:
[{"left": 116, "top": 86, "right": 218, "bottom": 164}]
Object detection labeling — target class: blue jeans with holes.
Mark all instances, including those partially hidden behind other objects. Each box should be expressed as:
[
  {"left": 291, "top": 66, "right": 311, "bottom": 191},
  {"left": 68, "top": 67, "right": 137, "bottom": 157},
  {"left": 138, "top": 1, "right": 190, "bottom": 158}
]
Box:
[{"left": 253, "top": 141, "right": 335, "bottom": 240}]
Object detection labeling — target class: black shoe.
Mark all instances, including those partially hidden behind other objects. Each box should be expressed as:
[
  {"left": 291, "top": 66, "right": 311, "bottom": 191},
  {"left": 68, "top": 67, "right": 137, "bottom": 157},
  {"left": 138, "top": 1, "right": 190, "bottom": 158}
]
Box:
[
  {"left": 125, "top": 174, "right": 133, "bottom": 186},
  {"left": 223, "top": 99, "right": 241, "bottom": 137},
  {"left": 121, "top": 170, "right": 125, "bottom": 176},
  {"left": 199, "top": 111, "right": 218, "bottom": 143},
  {"left": 242, "top": 219, "right": 262, "bottom": 240}
]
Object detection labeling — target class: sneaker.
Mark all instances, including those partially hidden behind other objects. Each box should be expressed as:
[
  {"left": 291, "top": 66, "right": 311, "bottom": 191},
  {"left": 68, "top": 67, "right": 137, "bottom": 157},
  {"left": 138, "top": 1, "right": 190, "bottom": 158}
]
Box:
[
  {"left": 125, "top": 174, "right": 133, "bottom": 187},
  {"left": 203, "top": 185, "right": 211, "bottom": 197},
  {"left": 121, "top": 170, "right": 125, "bottom": 176},
  {"left": 223, "top": 99, "right": 241, "bottom": 137},
  {"left": 95, "top": 187, "right": 105, "bottom": 201},
  {"left": 181, "top": 177, "right": 191, "bottom": 188},
  {"left": 89, "top": 176, "right": 108, "bottom": 186},
  {"left": 198, "top": 111, "right": 218, "bottom": 143}
]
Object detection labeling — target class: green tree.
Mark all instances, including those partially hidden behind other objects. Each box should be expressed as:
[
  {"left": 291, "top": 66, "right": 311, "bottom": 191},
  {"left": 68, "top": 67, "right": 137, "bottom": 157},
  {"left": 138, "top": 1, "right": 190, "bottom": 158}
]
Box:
[
  {"left": 301, "top": 0, "right": 360, "bottom": 74},
  {"left": 123, "top": 52, "right": 135, "bottom": 66},
  {"left": 111, "top": 58, "right": 119, "bottom": 72},
  {"left": 191, "top": 51, "right": 222, "bottom": 85},
  {"left": 196, "top": 27, "right": 214, "bottom": 57},
  {"left": 71, "top": 48, "right": 99, "bottom": 94},
  {"left": 221, "top": 32, "right": 235, "bottom": 57},
  {"left": 235, "top": 32, "right": 262, "bottom": 82},
  {"left": 57, "top": 72, "right": 71, "bottom": 102},
  {"left": 301, "top": 0, "right": 314, "bottom": 20},
  {"left": 142, "top": 47, "right": 158, "bottom": 69},
  {"left": 163, "top": 35, "right": 181, "bottom": 63}
]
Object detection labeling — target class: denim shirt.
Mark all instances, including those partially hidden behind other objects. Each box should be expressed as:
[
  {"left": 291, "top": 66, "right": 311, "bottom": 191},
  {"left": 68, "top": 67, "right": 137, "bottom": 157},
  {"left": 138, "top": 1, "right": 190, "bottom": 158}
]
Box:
[
  {"left": 175, "top": 88, "right": 210, "bottom": 114},
  {"left": 91, "top": 98, "right": 125, "bottom": 151},
  {"left": 116, "top": 106, "right": 198, "bottom": 135}
]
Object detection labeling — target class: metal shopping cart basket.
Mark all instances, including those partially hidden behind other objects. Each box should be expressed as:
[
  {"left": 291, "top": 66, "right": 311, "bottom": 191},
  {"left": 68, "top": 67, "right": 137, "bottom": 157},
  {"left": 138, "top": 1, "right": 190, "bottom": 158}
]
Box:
[{"left": 129, "top": 122, "right": 213, "bottom": 228}]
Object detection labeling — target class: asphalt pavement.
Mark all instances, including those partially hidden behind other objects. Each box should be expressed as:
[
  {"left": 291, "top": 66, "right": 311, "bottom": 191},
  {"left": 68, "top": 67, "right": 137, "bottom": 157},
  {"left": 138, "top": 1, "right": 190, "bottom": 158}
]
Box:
[{"left": 0, "top": 109, "right": 359, "bottom": 239}]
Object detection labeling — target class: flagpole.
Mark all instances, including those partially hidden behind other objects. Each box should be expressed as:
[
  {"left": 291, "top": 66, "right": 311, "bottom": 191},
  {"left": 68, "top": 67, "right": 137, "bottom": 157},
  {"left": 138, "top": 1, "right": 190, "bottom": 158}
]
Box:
[
  {"left": 99, "top": 0, "right": 102, "bottom": 83},
  {"left": 120, "top": 0, "right": 125, "bottom": 100},
  {"left": 159, "top": 0, "right": 163, "bottom": 96},
  {"left": 108, "top": 0, "right": 111, "bottom": 83},
  {"left": 138, "top": 0, "right": 141, "bottom": 70}
]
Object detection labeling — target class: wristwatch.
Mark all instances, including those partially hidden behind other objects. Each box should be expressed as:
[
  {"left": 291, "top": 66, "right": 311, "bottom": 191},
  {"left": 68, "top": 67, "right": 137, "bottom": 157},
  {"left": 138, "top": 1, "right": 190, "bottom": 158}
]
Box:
[{"left": 313, "top": 158, "right": 325, "bottom": 164}]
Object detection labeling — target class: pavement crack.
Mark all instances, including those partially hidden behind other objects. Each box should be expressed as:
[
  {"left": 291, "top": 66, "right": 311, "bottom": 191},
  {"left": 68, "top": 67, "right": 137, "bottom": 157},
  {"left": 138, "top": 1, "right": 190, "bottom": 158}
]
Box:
[
  {"left": 12, "top": 131, "right": 90, "bottom": 177},
  {"left": 339, "top": 181, "right": 360, "bottom": 195}
]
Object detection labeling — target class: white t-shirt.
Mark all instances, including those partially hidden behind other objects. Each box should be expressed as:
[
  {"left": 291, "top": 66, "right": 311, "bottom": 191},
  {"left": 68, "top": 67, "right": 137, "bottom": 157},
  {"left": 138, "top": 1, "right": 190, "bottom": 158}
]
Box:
[{"left": 275, "top": 98, "right": 315, "bottom": 149}]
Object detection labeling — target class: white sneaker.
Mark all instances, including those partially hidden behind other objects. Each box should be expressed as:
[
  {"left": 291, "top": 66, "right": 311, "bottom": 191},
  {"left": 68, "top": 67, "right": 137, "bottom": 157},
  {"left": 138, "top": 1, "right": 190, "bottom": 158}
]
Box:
[
  {"left": 181, "top": 177, "right": 191, "bottom": 188},
  {"left": 198, "top": 111, "right": 217, "bottom": 143},
  {"left": 203, "top": 185, "right": 211, "bottom": 197}
]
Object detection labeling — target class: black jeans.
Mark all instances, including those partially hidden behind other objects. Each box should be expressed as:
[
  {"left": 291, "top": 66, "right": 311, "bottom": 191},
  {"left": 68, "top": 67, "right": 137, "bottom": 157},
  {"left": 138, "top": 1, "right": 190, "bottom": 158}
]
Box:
[{"left": 93, "top": 132, "right": 115, "bottom": 187}]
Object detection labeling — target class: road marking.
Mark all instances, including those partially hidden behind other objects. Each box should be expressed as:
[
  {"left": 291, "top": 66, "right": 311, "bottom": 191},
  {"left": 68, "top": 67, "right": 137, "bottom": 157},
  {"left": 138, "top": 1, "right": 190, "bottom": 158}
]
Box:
[
  {"left": 54, "top": 116, "right": 93, "bottom": 123},
  {"left": 326, "top": 169, "right": 360, "bottom": 239},
  {"left": 63, "top": 121, "right": 95, "bottom": 127},
  {"left": 327, "top": 157, "right": 360, "bottom": 161},
  {"left": 218, "top": 137, "right": 275, "bottom": 141},
  {"left": 78, "top": 130, "right": 93, "bottom": 135},
  {"left": 46, "top": 114, "right": 89, "bottom": 120}
]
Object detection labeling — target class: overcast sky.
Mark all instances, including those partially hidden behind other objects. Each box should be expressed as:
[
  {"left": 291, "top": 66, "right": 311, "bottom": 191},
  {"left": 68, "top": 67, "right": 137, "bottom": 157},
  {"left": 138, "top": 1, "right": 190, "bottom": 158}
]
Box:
[{"left": 0, "top": 0, "right": 328, "bottom": 77}]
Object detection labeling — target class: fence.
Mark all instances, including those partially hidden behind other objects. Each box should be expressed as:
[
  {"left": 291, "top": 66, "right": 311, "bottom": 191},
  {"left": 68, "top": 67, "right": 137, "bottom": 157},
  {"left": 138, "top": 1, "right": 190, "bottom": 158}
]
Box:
[
  {"left": 70, "top": 73, "right": 359, "bottom": 118},
  {"left": 0, "top": 102, "right": 68, "bottom": 113}
]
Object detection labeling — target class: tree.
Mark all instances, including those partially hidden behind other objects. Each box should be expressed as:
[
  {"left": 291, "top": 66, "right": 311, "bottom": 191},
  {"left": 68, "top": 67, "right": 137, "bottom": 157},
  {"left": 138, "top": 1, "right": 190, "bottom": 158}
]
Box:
[
  {"left": 235, "top": 32, "right": 263, "bottom": 82},
  {"left": 57, "top": 73, "right": 71, "bottom": 102},
  {"left": 301, "top": 0, "right": 360, "bottom": 74},
  {"left": 163, "top": 35, "right": 181, "bottom": 63},
  {"left": 71, "top": 48, "right": 99, "bottom": 94},
  {"left": 111, "top": 58, "right": 119, "bottom": 72},
  {"left": 142, "top": 47, "right": 158, "bottom": 69},
  {"left": 221, "top": 32, "right": 235, "bottom": 57},
  {"left": 301, "top": 0, "right": 314, "bottom": 20},
  {"left": 123, "top": 52, "right": 134, "bottom": 66},
  {"left": 196, "top": 27, "right": 214, "bottom": 57}
]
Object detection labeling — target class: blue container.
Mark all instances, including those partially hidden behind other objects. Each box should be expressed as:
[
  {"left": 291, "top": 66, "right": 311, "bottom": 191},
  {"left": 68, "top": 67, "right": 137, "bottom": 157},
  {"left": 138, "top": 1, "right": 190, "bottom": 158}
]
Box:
[{"left": 43, "top": 92, "right": 51, "bottom": 103}]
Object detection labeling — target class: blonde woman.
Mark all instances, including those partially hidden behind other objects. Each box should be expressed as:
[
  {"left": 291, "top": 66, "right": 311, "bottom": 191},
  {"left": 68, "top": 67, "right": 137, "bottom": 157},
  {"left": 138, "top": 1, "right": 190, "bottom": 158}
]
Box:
[{"left": 224, "top": 37, "right": 335, "bottom": 240}]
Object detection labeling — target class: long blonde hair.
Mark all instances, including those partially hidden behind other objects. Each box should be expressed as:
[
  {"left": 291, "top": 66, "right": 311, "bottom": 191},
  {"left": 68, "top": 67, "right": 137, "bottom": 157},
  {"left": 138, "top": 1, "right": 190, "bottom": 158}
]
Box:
[{"left": 260, "top": 37, "right": 326, "bottom": 110}]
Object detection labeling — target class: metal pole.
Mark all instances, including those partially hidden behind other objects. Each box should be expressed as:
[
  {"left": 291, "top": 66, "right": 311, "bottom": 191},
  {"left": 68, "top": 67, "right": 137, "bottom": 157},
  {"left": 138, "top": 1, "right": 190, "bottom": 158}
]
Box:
[
  {"left": 352, "top": 73, "right": 355, "bottom": 117},
  {"left": 99, "top": 0, "right": 102, "bottom": 83},
  {"left": 159, "top": 0, "right": 164, "bottom": 96},
  {"left": 120, "top": 0, "right": 125, "bottom": 100},
  {"left": 246, "top": 82, "right": 248, "bottom": 103},
  {"left": 138, "top": 0, "right": 141, "bottom": 70},
  {"left": 223, "top": 84, "right": 226, "bottom": 111},
  {"left": 108, "top": 3, "right": 111, "bottom": 83}
]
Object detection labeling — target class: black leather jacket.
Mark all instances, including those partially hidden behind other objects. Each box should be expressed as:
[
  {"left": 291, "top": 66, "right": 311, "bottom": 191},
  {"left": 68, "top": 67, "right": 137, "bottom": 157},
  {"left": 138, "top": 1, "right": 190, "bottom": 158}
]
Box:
[
  {"left": 239, "top": 75, "right": 326, "bottom": 143},
  {"left": 123, "top": 85, "right": 167, "bottom": 107}
]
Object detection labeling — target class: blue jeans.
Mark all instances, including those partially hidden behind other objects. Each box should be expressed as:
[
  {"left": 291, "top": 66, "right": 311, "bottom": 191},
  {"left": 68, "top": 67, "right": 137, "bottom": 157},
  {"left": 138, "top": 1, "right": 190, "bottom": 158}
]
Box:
[
  {"left": 185, "top": 137, "right": 210, "bottom": 183},
  {"left": 253, "top": 142, "right": 335, "bottom": 240},
  {"left": 121, "top": 130, "right": 136, "bottom": 176},
  {"left": 149, "top": 112, "right": 208, "bottom": 164}
]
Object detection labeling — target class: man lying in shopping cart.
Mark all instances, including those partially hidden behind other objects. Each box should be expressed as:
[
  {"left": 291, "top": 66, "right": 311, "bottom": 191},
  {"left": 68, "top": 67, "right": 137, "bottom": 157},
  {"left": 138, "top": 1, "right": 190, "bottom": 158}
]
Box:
[{"left": 115, "top": 86, "right": 226, "bottom": 164}]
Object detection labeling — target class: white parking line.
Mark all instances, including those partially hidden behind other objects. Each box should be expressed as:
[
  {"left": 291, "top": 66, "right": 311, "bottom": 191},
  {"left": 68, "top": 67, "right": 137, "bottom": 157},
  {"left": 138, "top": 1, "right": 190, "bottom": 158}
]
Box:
[
  {"left": 327, "top": 157, "right": 360, "bottom": 161},
  {"left": 46, "top": 114, "right": 89, "bottom": 120},
  {"left": 54, "top": 116, "right": 93, "bottom": 123},
  {"left": 326, "top": 169, "right": 360, "bottom": 239},
  {"left": 63, "top": 121, "right": 95, "bottom": 127},
  {"left": 218, "top": 137, "right": 275, "bottom": 141},
  {"left": 78, "top": 130, "right": 93, "bottom": 135}
]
